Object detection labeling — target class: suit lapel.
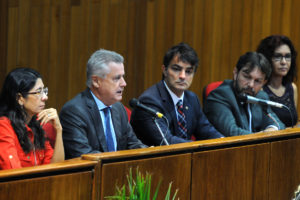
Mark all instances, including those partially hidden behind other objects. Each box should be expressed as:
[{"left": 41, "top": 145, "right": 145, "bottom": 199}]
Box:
[
  {"left": 84, "top": 89, "right": 108, "bottom": 152},
  {"left": 157, "top": 81, "right": 181, "bottom": 137}
]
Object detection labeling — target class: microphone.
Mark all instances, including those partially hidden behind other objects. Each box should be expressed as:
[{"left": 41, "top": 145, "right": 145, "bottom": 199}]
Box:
[
  {"left": 239, "top": 94, "right": 284, "bottom": 108},
  {"left": 129, "top": 98, "right": 164, "bottom": 118}
]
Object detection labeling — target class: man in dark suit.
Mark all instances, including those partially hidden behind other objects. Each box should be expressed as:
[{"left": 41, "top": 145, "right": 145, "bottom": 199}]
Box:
[
  {"left": 60, "top": 49, "right": 147, "bottom": 159},
  {"left": 130, "top": 43, "right": 223, "bottom": 146},
  {"left": 203, "top": 52, "right": 285, "bottom": 136}
]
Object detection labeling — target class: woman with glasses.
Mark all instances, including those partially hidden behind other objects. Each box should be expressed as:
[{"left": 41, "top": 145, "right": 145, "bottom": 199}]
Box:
[
  {"left": 257, "top": 35, "right": 298, "bottom": 127},
  {"left": 0, "top": 68, "right": 64, "bottom": 169}
]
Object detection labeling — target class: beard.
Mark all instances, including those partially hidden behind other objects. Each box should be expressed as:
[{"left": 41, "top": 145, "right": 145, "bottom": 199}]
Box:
[{"left": 233, "top": 79, "right": 255, "bottom": 97}]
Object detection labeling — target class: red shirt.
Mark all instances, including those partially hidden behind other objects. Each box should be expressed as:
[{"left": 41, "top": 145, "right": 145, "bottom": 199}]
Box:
[
  {"left": 0, "top": 117, "right": 53, "bottom": 170},
  {"left": 43, "top": 122, "right": 57, "bottom": 148}
]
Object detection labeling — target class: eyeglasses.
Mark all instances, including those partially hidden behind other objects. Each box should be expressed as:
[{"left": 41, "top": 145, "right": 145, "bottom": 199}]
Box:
[
  {"left": 26, "top": 87, "right": 48, "bottom": 97},
  {"left": 272, "top": 53, "right": 292, "bottom": 62}
]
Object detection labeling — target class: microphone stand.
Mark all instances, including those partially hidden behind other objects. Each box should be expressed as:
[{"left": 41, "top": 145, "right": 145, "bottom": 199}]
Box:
[
  {"left": 262, "top": 105, "right": 280, "bottom": 129},
  {"left": 153, "top": 116, "right": 169, "bottom": 145},
  {"left": 263, "top": 104, "right": 294, "bottom": 128}
]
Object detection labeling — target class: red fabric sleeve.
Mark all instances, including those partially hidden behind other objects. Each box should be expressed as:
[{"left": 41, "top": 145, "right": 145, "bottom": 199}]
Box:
[
  {"left": 43, "top": 122, "right": 57, "bottom": 148},
  {"left": 40, "top": 140, "right": 53, "bottom": 165},
  {"left": 41, "top": 123, "right": 55, "bottom": 164},
  {"left": 0, "top": 118, "right": 22, "bottom": 169}
]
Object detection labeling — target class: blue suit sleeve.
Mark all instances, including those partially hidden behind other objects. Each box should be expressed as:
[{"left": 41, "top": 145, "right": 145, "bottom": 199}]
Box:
[{"left": 194, "top": 107, "right": 224, "bottom": 139}]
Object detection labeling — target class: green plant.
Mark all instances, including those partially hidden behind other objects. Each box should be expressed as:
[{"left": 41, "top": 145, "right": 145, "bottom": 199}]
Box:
[
  {"left": 292, "top": 184, "right": 300, "bottom": 200},
  {"left": 105, "top": 168, "right": 178, "bottom": 200}
]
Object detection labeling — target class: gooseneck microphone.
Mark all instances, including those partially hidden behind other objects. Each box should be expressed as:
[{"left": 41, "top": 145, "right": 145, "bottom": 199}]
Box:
[
  {"left": 239, "top": 94, "right": 284, "bottom": 108},
  {"left": 129, "top": 98, "right": 164, "bottom": 118},
  {"left": 129, "top": 98, "right": 169, "bottom": 145}
]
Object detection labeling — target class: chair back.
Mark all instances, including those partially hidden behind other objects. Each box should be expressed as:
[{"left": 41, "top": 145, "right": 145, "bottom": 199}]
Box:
[
  {"left": 124, "top": 106, "right": 132, "bottom": 121},
  {"left": 202, "top": 81, "right": 223, "bottom": 106}
]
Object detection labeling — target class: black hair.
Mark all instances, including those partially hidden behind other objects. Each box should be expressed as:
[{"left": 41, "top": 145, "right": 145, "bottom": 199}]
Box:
[
  {"left": 256, "top": 35, "right": 297, "bottom": 85},
  {"left": 236, "top": 52, "right": 272, "bottom": 80},
  {"left": 0, "top": 68, "right": 46, "bottom": 153},
  {"left": 162, "top": 42, "right": 199, "bottom": 79}
]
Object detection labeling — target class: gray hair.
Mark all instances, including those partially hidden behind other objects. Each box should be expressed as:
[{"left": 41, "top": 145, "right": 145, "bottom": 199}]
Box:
[{"left": 86, "top": 49, "right": 124, "bottom": 87}]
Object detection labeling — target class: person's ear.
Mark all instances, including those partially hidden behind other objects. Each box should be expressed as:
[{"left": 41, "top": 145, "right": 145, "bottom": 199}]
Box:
[
  {"left": 91, "top": 75, "right": 101, "bottom": 88},
  {"left": 233, "top": 67, "right": 238, "bottom": 80},
  {"left": 162, "top": 65, "right": 167, "bottom": 77},
  {"left": 17, "top": 93, "right": 24, "bottom": 106},
  {"left": 263, "top": 79, "right": 267, "bottom": 85}
]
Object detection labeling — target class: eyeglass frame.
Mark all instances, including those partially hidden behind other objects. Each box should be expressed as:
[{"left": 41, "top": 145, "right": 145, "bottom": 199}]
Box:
[
  {"left": 272, "top": 53, "right": 292, "bottom": 62},
  {"left": 25, "top": 87, "right": 48, "bottom": 97}
]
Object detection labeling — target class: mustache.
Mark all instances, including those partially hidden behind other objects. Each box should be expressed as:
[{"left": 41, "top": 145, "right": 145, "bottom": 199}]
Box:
[
  {"left": 240, "top": 87, "right": 255, "bottom": 95},
  {"left": 175, "top": 80, "right": 187, "bottom": 84},
  {"left": 234, "top": 81, "right": 255, "bottom": 96}
]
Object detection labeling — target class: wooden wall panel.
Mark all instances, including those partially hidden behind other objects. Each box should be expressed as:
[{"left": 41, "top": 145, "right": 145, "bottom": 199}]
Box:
[
  {"left": 1, "top": 0, "right": 300, "bottom": 114},
  {"left": 0, "top": 0, "right": 8, "bottom": 82},
  {"left": 191, "top": 143, "right": 270, "bottom": 200},
  {"left": 269, "top": 138, "right": 300, "bottom": 199},
  {"left": 6, "top": 1, "right": 18, "bottom": 72},
  {"left": 0, "top": 171, "right": 93, "bottom": 200}
]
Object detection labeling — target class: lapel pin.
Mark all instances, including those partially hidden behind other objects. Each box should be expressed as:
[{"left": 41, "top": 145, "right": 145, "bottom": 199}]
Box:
[{"left": 185, "top": 106, "right": 188, "bottom": 110}]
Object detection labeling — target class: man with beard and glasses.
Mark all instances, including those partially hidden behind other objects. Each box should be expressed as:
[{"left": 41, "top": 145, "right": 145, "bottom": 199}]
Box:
[
  {"left": 130, "top": 43, "right": 223, "bottom": 146},
  {"left": 203, "top": 52, "right": 285, "bottom": 137}
]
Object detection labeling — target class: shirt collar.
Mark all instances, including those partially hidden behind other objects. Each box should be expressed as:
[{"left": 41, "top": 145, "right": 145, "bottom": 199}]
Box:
[
  {"left": 90, "top": 90, "right": 111, "bottom": 111},
  {"left": 163, "top": 81, "right": 184, "bottom": 105}
]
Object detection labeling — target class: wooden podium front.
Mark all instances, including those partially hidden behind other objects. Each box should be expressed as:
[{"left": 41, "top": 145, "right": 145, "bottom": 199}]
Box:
[
  {"left": 0, "top": 158, "right": 98, "bottom": 200},
  {"left": 0, "top": 128, "right": 299, "bottom": 200},
  {"left": 82, "top": 128, "right": 300, "bottom": 199}
]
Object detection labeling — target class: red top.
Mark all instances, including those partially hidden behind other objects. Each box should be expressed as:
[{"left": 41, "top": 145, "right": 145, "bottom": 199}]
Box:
[
  {"left": 0, "top": 117, "right": 53, "bottom": 170},
  {"left": 43, "top": 122, "right": 56, "bottom": 148}
]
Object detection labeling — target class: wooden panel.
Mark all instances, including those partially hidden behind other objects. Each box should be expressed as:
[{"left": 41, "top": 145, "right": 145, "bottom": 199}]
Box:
[
  {"left": 82, "top": 128, "right": 300, "bottom": 164},
  {"left": 191, "top": 143, "right": 270, "bottom": 200},
  {"left": 0, "top": 129, "right": 297, "bottom": 199},
  {"left": 0, "top": 0, "right": 8, "bottom": 81},
  {"left": 1, "top": 0, "right": 300, "bottom": 114},
  {"left": 100, "top": 153, "right": 191, "bottom": 200},
  {"left": 269, "top": 138, "right": 300, "bottom": 200},
  {"left": 0, "top": 158, "right": 96, "bottom": 177},
  {"left": 0, "top": 171, "right": 93, "bottom": 200},
  {"left": 6, "top": 1, "right": 18, "bottom": 70},
  {"left": 0, "top": 158, "right": 99, "bottom": 200}
]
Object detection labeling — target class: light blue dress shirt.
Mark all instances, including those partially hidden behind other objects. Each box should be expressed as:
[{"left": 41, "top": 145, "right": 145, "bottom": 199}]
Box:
[
  {"left": 163, "top": 81, "right": 185, "bottom": 120},
  {"left": 90, "top": 91, "right": 117, "bottom": 150}
]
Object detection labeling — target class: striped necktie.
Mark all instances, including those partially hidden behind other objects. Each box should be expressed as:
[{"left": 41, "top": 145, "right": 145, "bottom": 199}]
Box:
[
  {"left": 103, "top": 107, "right": 115, "bottom": 151},
  {"left": 176, "top": 100, "right": 187, "bottom": 137}
]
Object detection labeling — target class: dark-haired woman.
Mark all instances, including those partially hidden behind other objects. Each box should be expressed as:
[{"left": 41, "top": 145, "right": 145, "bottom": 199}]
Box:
[
  {"left": 257, "top": 35, "right": 298, "bottom": 127},
  {"left": 0, "top": 68, "right": 64, "bottom": 169}
]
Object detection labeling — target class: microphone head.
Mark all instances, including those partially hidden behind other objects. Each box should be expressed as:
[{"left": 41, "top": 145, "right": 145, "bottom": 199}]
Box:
[{"left": 129, "top": 98, "right": 139, "bottom": 108}]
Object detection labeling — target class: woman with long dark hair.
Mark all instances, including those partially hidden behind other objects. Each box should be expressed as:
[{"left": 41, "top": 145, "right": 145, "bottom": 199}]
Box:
[
  {"left": 257, "top": 35, "right": 298, "bottom": 127},
  {"left": 0, "top": 68, "right": 64, "bottom": 169}
]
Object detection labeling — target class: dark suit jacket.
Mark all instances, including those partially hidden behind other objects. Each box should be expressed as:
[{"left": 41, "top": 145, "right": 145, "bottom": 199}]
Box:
[
  {"left": 203, "top": 80, "right": 285, "bottom": 136},
  {"left": 60, "top": 88, "right": 147, "bottom": 159},
  {"left": 130, "top": 81, "right": 223, "bottom": 146}
]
